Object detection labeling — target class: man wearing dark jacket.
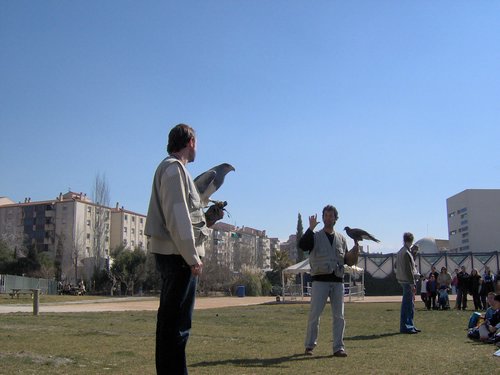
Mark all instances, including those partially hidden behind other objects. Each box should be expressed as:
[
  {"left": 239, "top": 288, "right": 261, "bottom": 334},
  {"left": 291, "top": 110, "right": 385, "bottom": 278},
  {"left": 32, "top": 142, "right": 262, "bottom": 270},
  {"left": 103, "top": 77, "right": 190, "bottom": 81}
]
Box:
[{"left": 456, "top": 266, "right": 470, "bottom": 310}]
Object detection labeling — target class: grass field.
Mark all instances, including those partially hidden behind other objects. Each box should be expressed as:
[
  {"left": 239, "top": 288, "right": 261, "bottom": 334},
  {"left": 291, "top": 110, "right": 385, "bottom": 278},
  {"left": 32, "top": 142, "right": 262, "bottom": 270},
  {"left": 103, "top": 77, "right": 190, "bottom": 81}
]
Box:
[{"left": 0, "top": 301, "right": 497, "bottom": 374}]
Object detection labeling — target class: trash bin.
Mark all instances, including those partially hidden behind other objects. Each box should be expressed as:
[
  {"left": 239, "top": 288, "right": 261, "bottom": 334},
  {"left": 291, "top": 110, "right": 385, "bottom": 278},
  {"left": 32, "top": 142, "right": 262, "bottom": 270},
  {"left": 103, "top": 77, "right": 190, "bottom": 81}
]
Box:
[{"left": 236, "top": 285, "right": 245, "bottom": 298}]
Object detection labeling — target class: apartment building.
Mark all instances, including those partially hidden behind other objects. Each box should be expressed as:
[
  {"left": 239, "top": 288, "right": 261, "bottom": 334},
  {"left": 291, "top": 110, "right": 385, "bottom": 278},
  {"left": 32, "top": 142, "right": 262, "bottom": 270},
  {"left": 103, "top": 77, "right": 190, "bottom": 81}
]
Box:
[
  {"left": 280, "top": 234, "right": 297, "bottom": 262},
  {"left": 0, "top": 192, "right": 113, "bottom": 282},
  {"left": 110, "top": 204, "right": 147, "bottom": 250},
  {"left": 209, "top": 223, "right": 271, "bottom": 271},
  {"left": 447, "top": 189, "right": 500, "bottom": 252},
  {"left": 1, "top": 191, "right": 279, "bottom": 277},
  {"left": 209, "top": 222, "right": 236, "bottom": 270}
]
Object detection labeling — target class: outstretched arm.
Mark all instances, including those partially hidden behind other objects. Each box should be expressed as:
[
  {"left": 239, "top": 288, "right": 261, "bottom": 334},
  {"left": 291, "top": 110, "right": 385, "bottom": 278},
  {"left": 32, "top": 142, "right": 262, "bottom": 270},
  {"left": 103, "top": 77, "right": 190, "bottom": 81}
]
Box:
[{"left": 298, "top": 214, "right": 319, "bottom": 252}]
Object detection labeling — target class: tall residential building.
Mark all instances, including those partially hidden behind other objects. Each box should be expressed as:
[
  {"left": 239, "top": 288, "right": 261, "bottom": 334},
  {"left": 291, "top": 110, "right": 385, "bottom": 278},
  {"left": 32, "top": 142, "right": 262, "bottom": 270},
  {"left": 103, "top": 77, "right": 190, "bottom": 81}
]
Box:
[
  {"left": 280, "top": 234, "right": 297, "bottom": 262},
  {"left": 209, "top": 222, "right": 237, "bottom": 271},
  {"left": 446, "top": 189, "right": 500, "bottom": 252},
  {"left": 269, "top": 237, "right": 281, "bottom": 259},
  {"left": 209, "top": 223, "right": 271, "bottom": 271},
  {"left": 110, "top": 204, "right": 147, "bottom": 251},
  {"left": 0, "top": 192, "right": 120, "bottom": 282}
]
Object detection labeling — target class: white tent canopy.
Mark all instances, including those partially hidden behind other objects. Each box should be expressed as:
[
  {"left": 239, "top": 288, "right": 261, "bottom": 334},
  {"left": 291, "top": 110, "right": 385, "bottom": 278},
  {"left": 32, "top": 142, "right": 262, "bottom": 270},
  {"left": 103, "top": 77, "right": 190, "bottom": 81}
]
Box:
[
  {"left": 281, "top": 258, "right": 364, "bottom": 301},
  {"left": 283, "top": 258, "right": 311, "bottom": 274}
]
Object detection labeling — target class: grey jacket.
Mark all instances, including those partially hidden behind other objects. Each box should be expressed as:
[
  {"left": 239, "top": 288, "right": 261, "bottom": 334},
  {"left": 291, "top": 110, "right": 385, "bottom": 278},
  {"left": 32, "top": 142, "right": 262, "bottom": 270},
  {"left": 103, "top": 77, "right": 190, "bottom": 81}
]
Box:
[
  {"left": 145, "top": 156, "right": 208, "bottom": 265},
  {"left": 308, "top": 230, "right": 348, "bottom": 277},
  {"left": 395, "top": 246, "right": 417, "bottom": 284}
]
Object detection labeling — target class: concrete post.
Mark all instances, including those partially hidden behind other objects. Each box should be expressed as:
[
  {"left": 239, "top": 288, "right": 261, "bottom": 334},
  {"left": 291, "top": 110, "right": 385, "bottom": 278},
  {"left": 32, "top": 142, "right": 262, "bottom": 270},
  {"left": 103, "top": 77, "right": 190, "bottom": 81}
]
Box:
[{"left": 32, "top": 289, "right": 40, "bottom": 316}]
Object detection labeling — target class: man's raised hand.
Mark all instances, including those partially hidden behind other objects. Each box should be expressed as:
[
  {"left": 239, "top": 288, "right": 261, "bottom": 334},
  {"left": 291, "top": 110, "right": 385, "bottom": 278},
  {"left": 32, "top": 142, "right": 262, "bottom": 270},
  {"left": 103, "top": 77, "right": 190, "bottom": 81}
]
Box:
[{"left": 309, "top": 214, "right": 319, "bottom": 231}]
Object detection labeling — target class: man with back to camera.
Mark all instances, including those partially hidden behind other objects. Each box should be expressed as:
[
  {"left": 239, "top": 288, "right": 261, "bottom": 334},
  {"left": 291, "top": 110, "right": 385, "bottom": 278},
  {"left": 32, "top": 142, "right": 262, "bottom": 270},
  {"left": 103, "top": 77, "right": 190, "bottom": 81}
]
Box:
[
  {"left": 145, "top": 124, "right": 223, "bottom": 375},
  {"left": 396, "top": 232, "right": 421, "bottom": 334},
  {"left": 299, "top": 205, "right": 359, "bottom": 357}
]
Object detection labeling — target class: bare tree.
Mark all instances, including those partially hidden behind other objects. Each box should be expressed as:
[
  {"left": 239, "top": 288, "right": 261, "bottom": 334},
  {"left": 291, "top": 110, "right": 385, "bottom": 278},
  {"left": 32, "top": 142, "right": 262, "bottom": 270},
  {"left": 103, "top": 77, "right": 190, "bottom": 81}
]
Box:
[
  {"left": 91, "top": 173, "right": 111, "bottom": 273},
  {"left": 72, "top": 223, "right": 86, "bottom": 282}
]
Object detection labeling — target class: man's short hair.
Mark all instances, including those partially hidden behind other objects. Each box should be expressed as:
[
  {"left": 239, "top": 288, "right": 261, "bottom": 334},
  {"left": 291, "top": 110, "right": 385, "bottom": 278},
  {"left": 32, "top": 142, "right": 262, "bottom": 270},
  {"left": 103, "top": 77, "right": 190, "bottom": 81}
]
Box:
[
  {"left": 403, "top": 232, "right": 414, "bottom": 243},
  {"left": 167, "top": 124, "right": 195, "bottom": 154},
  {"left": 322, "top": 205, "right": 338, "bottom": 219}
]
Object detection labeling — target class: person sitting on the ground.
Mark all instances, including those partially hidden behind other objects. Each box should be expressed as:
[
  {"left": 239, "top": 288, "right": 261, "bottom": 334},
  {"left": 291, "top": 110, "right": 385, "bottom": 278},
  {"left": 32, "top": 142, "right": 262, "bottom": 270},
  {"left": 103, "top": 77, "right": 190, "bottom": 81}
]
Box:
[
  {"left": 485, "top": 292, "right": 497, "bottom": 321},
  {"left": 426, "top": 274, "right": 438, "bottom": 310},
  {"left": 469, "top": 294, "right": 500, "bottom": 343},
  {"left": 480, "top": 294, "right": 500, "bottom": 342}
]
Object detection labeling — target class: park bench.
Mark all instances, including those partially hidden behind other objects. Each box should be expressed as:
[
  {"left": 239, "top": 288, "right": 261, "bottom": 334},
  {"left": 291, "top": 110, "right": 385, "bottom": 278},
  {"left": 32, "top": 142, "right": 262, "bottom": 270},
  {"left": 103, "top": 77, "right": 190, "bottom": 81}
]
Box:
[{"left": 9, "top": 288, "right": 36, "bottom": 299}]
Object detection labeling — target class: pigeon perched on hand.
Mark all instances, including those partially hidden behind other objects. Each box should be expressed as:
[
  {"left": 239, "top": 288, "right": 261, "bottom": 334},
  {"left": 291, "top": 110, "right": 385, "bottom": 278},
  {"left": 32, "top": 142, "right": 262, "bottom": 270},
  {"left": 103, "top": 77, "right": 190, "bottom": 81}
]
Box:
[
  {"left": 344, "top": 227, "right": 380, "bottom": 243},
  {"left": 194, "top": 163, "right": 235, "bottom": 206}
]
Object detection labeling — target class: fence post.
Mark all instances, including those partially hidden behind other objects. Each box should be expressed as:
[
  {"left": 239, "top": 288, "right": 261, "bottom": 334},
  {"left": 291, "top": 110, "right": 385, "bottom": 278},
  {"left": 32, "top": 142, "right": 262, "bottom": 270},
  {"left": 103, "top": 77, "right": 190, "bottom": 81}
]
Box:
[{"left": 32, "top": 289, "right": 40, "bottom": 316}]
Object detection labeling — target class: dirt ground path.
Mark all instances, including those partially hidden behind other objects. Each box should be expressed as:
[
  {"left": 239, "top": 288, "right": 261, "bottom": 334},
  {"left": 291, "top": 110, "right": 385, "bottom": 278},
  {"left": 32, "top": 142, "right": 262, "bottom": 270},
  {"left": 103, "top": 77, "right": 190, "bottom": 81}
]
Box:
[{"left": 0, "top": 295, "right": 418, "bottom": 314}]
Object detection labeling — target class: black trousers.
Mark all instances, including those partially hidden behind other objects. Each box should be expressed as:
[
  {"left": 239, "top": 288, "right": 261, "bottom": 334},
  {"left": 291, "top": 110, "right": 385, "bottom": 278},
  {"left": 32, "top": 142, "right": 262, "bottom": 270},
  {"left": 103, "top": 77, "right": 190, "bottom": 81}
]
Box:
[{"left": 155, "top": 254, "right": 197, "bottom": 375}]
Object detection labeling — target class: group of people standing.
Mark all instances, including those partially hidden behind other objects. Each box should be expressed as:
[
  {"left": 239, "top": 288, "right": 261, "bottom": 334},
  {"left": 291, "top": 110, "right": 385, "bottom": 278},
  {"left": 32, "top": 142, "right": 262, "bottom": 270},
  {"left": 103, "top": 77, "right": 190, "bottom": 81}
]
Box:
[
  {"left": 419, "top": 266, "right": 453, "bottom": 310},
  {"left": 454, "top": 266, "right": 496, "bottom": 311},
  {"left": 418, "top": 264, "right": 497, "bottom": 312}
]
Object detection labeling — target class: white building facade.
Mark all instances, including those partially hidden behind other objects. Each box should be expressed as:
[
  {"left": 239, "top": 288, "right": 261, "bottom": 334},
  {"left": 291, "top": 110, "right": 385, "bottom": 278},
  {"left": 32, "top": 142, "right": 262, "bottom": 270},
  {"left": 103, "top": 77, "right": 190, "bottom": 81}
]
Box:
[
  {"left": 0, "top": 192, "right": 115, "bottom": 283},
  {"left": 208, "top": 223, "right": 271, "bottom": 272},
  {"left": 447, "top": 189, "right": 500, "bottom": 253},
  {"left": 110, "top": 205, "right": 147, "bottom": 251}
]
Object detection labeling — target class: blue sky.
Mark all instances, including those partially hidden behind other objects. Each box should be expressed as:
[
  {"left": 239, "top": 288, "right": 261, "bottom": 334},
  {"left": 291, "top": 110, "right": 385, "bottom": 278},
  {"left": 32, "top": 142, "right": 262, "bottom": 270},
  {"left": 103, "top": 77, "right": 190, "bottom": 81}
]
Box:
[{"left": 1, "top": 1, "right": 499, "bottom": 253}]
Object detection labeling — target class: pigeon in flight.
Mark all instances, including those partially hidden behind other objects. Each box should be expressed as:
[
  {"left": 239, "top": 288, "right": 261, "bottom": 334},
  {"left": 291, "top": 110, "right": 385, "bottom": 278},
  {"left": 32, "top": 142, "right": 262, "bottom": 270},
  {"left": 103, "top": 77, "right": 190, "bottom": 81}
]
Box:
[
  {"left": 344, "top": 227, "right": 380, "bottom": 243},
  {"left": 194, "top": 163, "right": 235, "bottom": 206}
]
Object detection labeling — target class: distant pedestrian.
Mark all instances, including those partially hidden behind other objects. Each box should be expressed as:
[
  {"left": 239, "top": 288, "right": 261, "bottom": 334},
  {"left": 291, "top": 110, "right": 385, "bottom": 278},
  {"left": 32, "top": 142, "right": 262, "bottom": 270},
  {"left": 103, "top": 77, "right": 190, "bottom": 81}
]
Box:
[
  {"left": 437, "top": 267, "right": 452, "bottom": 289},
  {"left": 396, "top": 232, "right": 421, "bottom": 334},
  {"left": 469, "top": 269, "right": 482, "bottom": 311},
  {"left": 456, "top": 266, "right": 470, "bottom": 310},
  {"left": 437, "top": 267, "right": 451, "bottom": 309},
  {"left": 482, "top": 266, "right": 495, "bottom": 296},
  {"left": 428, "top": 266, "right": 439, "bottom": 282},
  {"left": 451, "top": 268, "right": 459, "bottom": 295},
  {"left": 426, "top": 274, "right": 438, "bottom": 310},
  {"left": 419, "top": 276, "right": 428, "bottom": 307}
]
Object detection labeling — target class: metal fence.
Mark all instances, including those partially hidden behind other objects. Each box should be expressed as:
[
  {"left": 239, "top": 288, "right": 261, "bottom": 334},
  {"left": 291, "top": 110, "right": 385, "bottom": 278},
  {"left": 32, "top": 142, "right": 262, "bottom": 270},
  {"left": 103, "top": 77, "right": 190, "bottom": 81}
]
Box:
[
  {"left": 0, "top": 274, "right": 58, "bottom": 295},
  {"left": 359, "top": 251, "right": 500, "bottom": 279}
]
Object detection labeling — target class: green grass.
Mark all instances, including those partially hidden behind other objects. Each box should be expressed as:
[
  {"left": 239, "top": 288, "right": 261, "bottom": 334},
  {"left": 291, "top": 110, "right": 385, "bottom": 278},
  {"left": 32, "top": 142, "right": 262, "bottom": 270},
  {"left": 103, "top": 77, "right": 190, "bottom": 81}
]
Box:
[{"left": 0, "top": 302, "right": 497, "bottom": 374}]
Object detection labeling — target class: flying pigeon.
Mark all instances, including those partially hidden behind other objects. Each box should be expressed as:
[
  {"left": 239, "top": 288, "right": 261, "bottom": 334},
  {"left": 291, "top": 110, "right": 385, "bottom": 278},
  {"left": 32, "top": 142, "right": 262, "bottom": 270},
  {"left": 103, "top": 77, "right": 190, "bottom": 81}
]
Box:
[
  {"left": 344, "top": 226, "right": 380, "bottom": 243},
  {"left": 194, "top": 163, "right": 235, "bottom": 206}
]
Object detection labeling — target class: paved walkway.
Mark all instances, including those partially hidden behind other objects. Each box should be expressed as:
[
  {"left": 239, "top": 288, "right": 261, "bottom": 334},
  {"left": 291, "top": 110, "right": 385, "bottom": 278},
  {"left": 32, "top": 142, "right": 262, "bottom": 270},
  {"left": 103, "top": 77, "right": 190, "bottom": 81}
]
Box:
[{"left": 0, "top": 295, "right": 411, "bottom": 314}]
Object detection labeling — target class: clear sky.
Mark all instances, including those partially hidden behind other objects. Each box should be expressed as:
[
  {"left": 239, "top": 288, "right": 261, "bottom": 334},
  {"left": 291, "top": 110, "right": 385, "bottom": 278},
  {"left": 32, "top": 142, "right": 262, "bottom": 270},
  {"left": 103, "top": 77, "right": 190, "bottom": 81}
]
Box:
[{"left": 1, "top": 1, "right": 499, "bottom": 253}]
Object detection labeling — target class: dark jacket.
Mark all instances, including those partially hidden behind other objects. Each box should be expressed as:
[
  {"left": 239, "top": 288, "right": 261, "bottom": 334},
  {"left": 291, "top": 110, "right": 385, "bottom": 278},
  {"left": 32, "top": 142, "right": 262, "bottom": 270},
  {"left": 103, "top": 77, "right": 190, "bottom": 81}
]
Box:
[
  {"left": 457, "top": 271, "right": 470, "bottom": 291},
  {"left": 469, "top": 274, "right": 481, "bottom": 295}
]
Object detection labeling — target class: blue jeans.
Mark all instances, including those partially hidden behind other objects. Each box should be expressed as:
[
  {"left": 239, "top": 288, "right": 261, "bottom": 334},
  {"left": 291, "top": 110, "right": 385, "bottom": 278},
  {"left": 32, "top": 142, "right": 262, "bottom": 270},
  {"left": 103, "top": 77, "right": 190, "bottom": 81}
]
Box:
[
  {"left": 155, "top": 254, "right": 197, "bottom": 375},
  {"left": 400, "top": 282, "right": 416, "bottom": 333},
  {"left": 305, "top": 281, "right": 345, "bottom": 353}
]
